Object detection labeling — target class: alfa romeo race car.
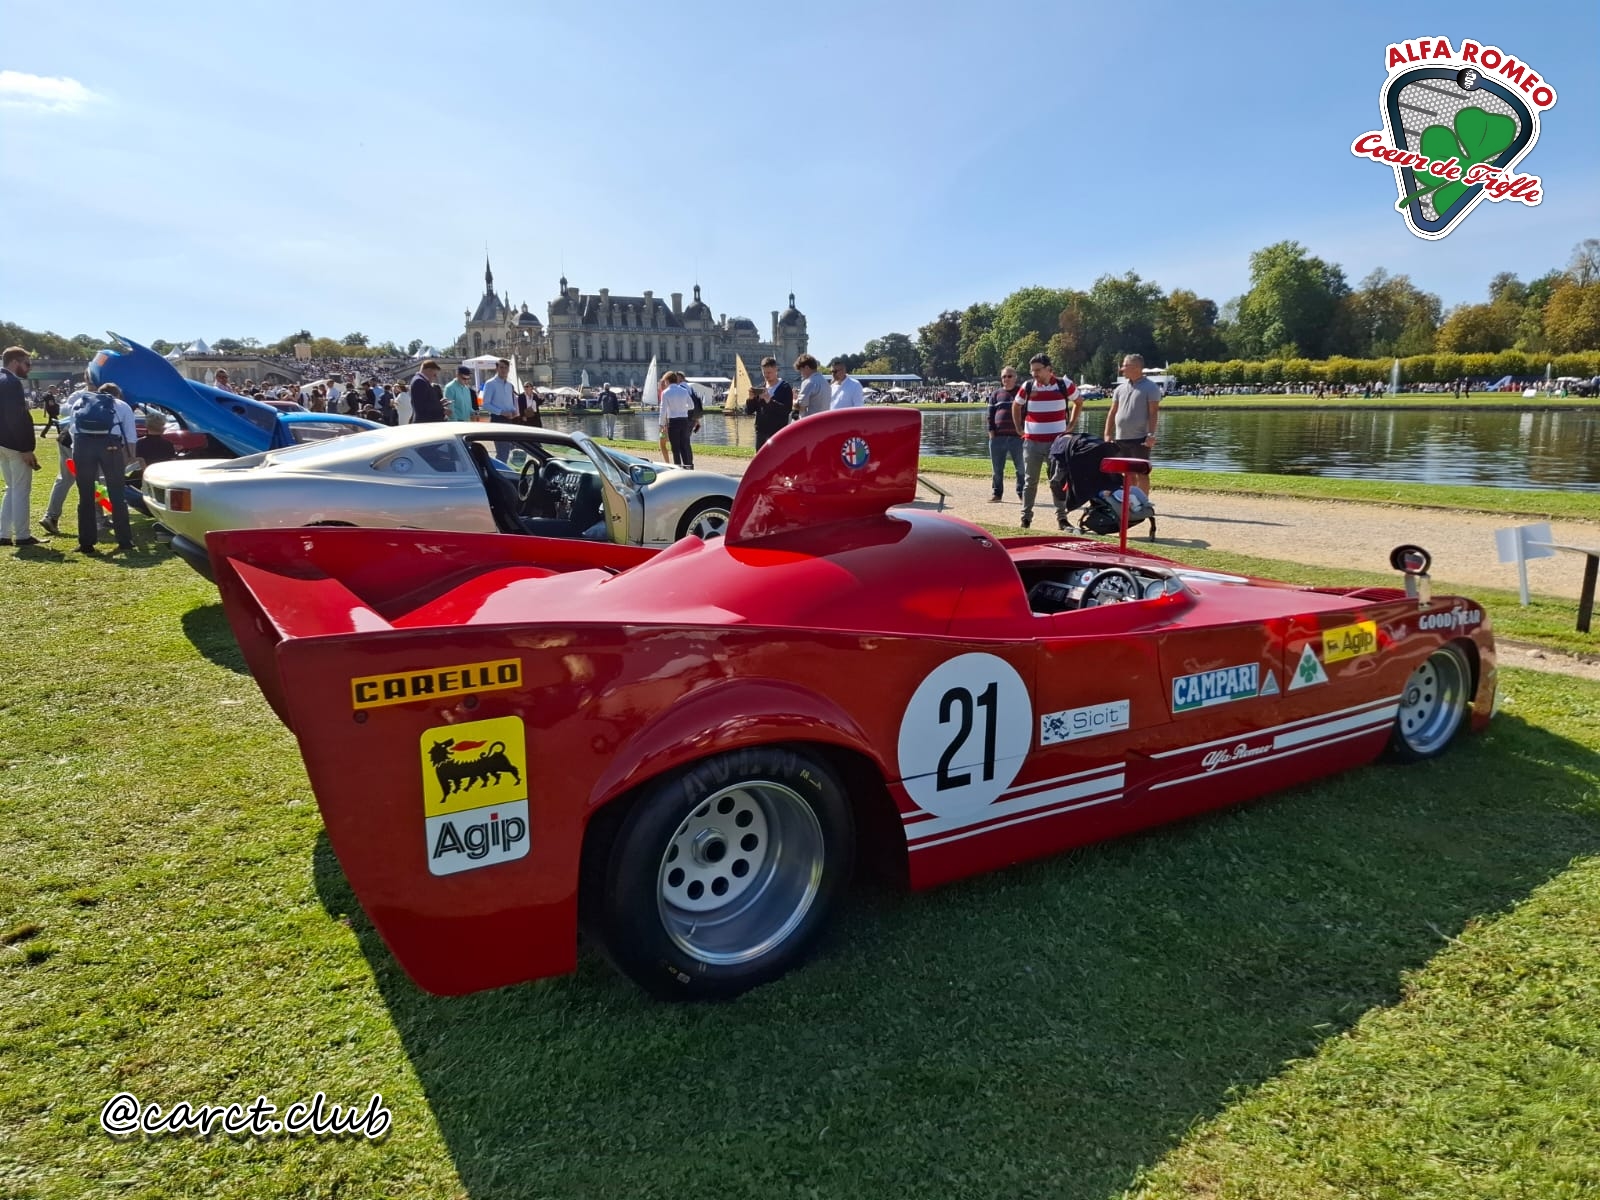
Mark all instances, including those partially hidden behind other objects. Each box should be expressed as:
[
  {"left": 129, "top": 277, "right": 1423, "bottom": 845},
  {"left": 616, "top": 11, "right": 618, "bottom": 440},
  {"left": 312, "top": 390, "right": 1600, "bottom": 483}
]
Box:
[{"left": 210, "top": 409, "right": 1496, "bottom": 1001}]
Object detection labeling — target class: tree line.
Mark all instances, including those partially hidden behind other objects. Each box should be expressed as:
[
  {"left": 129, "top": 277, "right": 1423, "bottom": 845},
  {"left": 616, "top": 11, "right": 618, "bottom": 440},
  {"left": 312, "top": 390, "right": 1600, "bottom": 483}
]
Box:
[
  {"left": 0, "top": 324, "right": 431, "bottom": 362},
  {"left": 834, "top": 239, "right": 1600, "bottom": 384}
]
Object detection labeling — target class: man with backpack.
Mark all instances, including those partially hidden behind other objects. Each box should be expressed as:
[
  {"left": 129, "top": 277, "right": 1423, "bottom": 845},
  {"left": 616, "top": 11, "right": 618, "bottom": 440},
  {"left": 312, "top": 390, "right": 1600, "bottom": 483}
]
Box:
[
  {"left": 1010, "top": 353, "right": 1082, "bottom": 530},
  {"left": 71, "top": 382, "right": 137, "bottom": 554}
]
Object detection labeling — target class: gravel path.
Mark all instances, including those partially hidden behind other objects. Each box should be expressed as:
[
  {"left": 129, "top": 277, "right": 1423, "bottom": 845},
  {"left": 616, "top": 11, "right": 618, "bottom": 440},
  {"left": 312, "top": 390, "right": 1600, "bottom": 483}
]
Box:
[{"left": 691, "top": 451, "right": 1600, "bottom": 680}]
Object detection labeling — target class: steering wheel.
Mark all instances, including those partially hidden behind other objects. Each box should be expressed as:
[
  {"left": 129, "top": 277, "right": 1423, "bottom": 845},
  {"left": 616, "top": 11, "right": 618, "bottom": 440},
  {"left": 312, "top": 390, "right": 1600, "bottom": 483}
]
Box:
[
  {"left": 1079, "top": 568, "right": 1142, "bottom": 607},
  {"left": 517, "top": 457, "right": 543, "bottom": 503}
]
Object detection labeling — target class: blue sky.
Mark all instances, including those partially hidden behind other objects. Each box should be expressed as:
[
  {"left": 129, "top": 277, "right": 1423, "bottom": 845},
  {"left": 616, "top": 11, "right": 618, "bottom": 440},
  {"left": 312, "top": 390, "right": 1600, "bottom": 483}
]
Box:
[{"left": 3, "top": 0, "right": 1596, "bottom": 358}]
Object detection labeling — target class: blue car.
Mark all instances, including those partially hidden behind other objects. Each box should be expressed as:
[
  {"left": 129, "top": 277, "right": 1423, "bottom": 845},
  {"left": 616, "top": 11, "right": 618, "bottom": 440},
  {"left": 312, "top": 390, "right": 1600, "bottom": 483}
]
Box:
[{"left": 88, "top": 334, "right": 379, "bottom": 457}]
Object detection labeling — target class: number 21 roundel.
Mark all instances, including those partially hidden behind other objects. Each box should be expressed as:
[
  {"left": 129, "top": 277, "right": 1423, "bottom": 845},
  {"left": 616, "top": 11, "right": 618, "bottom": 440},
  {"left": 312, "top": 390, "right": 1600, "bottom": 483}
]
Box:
[{"left": 897, "top": 653, "right": 1032, "bottom": 819}]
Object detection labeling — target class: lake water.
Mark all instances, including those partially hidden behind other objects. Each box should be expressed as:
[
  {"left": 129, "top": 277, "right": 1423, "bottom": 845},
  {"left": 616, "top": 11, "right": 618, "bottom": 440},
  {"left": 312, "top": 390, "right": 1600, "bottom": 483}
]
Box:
[{"left": 540, "top": 406, "right": 1600, "bottom": 493}]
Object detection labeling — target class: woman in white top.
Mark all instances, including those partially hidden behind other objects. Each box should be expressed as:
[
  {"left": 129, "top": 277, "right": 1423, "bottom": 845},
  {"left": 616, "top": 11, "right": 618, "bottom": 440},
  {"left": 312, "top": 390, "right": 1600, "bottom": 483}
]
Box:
[{"left": 657, "top": 370, "right": 699, "bottom": 468}]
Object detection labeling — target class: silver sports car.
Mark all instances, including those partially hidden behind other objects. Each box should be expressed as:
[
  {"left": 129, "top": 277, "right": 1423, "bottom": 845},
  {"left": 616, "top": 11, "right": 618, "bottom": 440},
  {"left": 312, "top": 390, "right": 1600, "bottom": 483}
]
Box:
[{"left": 142, "top": 422, "right": 738, "bottom": 578}]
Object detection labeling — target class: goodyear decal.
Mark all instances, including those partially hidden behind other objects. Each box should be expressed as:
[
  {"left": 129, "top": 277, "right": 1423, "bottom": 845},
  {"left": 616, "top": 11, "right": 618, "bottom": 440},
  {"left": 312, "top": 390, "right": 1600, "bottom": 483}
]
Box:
[
  {"left": 420, "top": 715, "right": 530, "bottom": 876},
  {"left": 1322, "top": 620, "right": 1378, "bottom": 664},
  {"left": 1419, "top": 605, "right": 1483, "bottom": 632},
  {"left": 1172, "top": 663, "right": 1260, "bottom": 713},
  {"left": 352, "top": 657, "right": 521, "bottom": 710}
]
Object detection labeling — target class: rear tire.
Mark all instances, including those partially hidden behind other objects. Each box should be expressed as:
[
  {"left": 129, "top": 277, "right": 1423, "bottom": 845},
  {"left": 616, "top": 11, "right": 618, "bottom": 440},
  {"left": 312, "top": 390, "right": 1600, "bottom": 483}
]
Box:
[
  {"left": 678, "top": 498, "right": 732, "bottom": 541},
  {"left": 1388, "top": 643, "right": 1472, "bottom": 762},
  {"left": 594, "top": 746, "right": 854, "bottom": 1000}
]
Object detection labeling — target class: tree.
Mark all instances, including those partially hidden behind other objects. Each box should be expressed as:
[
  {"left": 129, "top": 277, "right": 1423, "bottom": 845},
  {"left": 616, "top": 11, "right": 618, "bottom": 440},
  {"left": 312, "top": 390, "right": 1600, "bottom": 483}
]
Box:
[
  {"left": 858, "top": 356, "right": 893, "bottom": 375},
  {"left": 1345, "top": 269, "right": 1441, "bottom": 358},
  {"left": 1154, "top": 289, "right": 1223, "bottom": 363},
  {"left": 1004, "top": 332, "right": 1045, "bottom": 371},
  {"left": 240, "top": 337, "right": 260, "bottom": 349},
  {"left": 150, "top": 339, "right": 175, "bottom": 355},
  {"left": 860, "top": 333, "right": 918, "bottom": 374},
  {"left": 1435, "top": 303, "right": 1517, "bottom": 353},
  {"left": 372, "top": 340, "right": 402, "bottom": 357},
  {"left": 1542, "top": 282, "right": 1600, "bottom": 353},
  {"left": 1487, "top": 271, "right": 1526, "bottom": 306},
  {"left": 341, "top": 332, "right": 370, "bottom": 348},
  {"left": 916, "top": 311, "right": 962, "bottom": 381},
  {"left": 1230, "top": 241, "right": 1350, "bottom": 358},
  {"left": 406, "top": 338, "right": 424, "bottom": 356},
  {"left": 1567, "top": 238, "right": 1600, "bottom": 287},
  {"left": 1086, "top": 272, "right": 1163, "bottom": 363},
  {"left": 213, "top": 338, "right": 245, "bottom": 354},
  {"left": 270, "top": 329, "right": 313, "bottom": 354},
  {"left": 991, "top": 288, "right": 1074, "bottom": 365},
  {"left": 957, "top": 303, "right": 999, "bottom": 378}
]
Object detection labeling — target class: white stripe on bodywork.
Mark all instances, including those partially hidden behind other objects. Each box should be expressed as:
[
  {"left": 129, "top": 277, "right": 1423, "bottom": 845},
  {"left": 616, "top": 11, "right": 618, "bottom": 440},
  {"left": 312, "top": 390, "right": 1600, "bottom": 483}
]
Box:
[
  {"left": 907, "top": 789, "right": 1125, "bottom": 851},
  {"left": 1149, "top": 696, "right": 1400, "bottom": 759},
  {"left": 905, "top": 767, "right": 1124, "bottom": 843}
]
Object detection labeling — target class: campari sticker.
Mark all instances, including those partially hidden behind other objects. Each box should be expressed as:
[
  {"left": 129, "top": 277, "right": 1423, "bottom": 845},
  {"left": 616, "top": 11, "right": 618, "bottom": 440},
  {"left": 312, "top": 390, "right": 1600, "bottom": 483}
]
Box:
[{"left": 1351, "top": 37, "right": 1556, "bottom": 240}]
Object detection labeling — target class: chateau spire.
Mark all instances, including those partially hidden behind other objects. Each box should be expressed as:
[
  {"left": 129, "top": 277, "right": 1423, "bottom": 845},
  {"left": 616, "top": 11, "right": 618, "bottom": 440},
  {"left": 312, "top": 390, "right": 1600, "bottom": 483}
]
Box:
[{"left": 485, "top": 253, "right": 494, "bottom": 294}]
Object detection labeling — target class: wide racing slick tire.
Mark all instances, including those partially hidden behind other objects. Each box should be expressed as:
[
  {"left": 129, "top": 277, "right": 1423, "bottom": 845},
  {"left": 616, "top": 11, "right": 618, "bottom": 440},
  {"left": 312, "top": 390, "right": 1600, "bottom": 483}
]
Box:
[
  {"left": 594, "top": 746, "right": 855, "bottom": 1000},
  {"left": 677, "top": 497, "right": 732, "bottom": 541},
  {"left": 1387, "top": 642, "right": 1472, "bottom": 763}
]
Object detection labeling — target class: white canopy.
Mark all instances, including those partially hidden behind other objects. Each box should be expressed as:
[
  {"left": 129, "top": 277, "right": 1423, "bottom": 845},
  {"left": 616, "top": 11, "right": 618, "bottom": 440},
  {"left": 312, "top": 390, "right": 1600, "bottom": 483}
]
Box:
[
  {"left": 187, "top": 338, "right": 212, "bottom": 355},
  {"left": 550, "top": 386, "right": 582, "bottom": 397},
  {"left": 459, "top": 354, "right": 502, "bottom": 369}
]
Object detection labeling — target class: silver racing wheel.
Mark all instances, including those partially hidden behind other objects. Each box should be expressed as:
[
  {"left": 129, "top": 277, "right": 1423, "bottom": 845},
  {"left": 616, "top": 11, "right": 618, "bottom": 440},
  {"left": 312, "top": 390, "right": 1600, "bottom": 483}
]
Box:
[
  {"left": 592, "top": 746, "right": 855, "bottom": 999},
  {"left": 1388, "top": 643, "right": 1472, "bottom": 762}
]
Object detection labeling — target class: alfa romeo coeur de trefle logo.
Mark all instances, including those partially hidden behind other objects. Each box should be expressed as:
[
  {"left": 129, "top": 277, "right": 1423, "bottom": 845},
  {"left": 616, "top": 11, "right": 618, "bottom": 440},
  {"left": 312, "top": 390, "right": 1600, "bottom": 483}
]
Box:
[{"left": 1351, "top": 37, "right": 1557, "bottom": 240}]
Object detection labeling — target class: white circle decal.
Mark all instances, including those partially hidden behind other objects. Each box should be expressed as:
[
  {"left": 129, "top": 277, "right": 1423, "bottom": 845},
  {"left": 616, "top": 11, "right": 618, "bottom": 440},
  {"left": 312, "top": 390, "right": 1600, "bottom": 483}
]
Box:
[{"left": 897, "top": 653, "right": 1032, "bottom": 818}]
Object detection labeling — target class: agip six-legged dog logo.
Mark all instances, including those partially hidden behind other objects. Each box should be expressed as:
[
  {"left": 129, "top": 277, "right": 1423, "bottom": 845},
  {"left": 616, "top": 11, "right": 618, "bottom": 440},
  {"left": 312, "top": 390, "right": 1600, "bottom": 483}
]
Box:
[
  {"left": 418, "top": 715, "right": 531, "bottom": 876},
  {"left": 1351, "top": 37, "right": 1557, "bottom": 240}
]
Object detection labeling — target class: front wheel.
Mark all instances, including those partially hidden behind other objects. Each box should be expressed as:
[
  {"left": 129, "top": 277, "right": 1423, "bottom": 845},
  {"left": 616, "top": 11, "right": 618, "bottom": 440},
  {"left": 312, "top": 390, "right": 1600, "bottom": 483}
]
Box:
[
  {"left": 1388, "top": 643, "right": 1472, "bottom": 762},
  {"left": 594, "top": 746, "right": 855, "bottom": 1000},
  {"left": 678, "top": 497, "right": 732, "bottom": 541}
]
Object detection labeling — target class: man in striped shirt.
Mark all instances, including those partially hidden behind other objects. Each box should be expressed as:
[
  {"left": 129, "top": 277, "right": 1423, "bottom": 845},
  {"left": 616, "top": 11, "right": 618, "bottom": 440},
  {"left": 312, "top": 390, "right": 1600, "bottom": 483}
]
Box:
[{"left": 1010, "top": 353, "right": 1083, "bottom": 529}]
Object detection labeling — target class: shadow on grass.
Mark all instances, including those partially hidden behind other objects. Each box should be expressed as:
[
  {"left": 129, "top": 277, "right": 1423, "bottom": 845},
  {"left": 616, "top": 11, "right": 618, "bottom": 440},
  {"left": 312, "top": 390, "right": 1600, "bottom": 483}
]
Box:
[
  {"left": 181, "top": 603, "right": 248, "bottom": 673},
  {"left": 313, "top": 714, "right": 1600, "bottom": 1200}
]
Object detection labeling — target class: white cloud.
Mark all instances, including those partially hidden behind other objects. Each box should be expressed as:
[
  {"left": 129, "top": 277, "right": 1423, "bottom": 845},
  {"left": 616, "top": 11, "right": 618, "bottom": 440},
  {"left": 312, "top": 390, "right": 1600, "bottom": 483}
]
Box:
[{"left": 0, "top": 71, "right": 103, "bottom": 114}]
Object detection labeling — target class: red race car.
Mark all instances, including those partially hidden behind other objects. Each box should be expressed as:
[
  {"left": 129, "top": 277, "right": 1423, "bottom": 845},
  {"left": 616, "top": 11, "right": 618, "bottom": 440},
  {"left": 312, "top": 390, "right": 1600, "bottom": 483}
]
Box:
[{"left": 210, "top": 409, "right": 1497, "bottom": 1000}]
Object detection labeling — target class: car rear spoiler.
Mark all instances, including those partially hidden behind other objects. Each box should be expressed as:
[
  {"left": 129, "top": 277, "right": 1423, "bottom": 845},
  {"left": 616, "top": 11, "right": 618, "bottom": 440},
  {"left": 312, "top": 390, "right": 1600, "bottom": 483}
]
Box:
[
  {"left": 725, "top": 408, "right": 921, "bottom": 544},
  {"left": 209, "top": 528, "right": 655, "bottom": 725}
]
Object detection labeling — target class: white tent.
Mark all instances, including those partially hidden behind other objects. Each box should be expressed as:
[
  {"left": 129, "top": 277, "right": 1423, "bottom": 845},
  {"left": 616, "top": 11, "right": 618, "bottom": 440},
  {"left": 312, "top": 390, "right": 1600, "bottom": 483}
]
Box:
[
  {"left": 164, "top": 349, "right": 184, "bottom": 361},
  {"left": 187, "top": 338, "right": 212, "bottom": 355}
]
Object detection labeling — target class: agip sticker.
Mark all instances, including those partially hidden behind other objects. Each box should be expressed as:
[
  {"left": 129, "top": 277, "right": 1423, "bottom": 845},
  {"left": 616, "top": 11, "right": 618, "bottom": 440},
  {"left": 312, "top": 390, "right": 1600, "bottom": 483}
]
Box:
[
  {"left": 420, "top": 715, "right": 530, "bottom": 876},
  {"left": 1322, "top": 620, "right": 1378, "bottom": 663}
]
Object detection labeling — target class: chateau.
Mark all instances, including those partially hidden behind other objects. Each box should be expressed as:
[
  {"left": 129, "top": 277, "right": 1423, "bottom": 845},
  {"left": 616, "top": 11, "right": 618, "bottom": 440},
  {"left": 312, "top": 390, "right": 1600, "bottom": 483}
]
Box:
[{"left": 458, "top": 259, "right": 809, "bottom": 386}]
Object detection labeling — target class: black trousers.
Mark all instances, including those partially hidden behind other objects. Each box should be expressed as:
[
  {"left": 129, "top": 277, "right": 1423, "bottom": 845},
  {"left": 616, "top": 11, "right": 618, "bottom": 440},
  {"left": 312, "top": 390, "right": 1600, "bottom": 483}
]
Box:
[
  {"left": 667, "top": 417, "right": 694, "bottom": 468},
  {"left": 73, "top": 434, "right": 131, "bottom": 549}
]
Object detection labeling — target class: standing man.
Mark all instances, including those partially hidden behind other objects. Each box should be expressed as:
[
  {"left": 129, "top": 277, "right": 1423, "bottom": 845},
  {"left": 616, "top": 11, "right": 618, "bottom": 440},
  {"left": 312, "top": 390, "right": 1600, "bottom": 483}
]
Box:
[
  {"left": 1104, "top": 353, "right": 1160, "bottom": 495},
  {"left": 1011, "top": 353, "right": 1080, "bottom": 530},
  {"left": 791, "top": 354, "right": 829, "bottom": 418},
  {"left": 658, "top": 371, "right": 698, "bottom": 467},
  {"left": 213, "top": 369, "right": 235, "bottom": 393},
  {"left": 521, "top": 383, "right": 544, "bottom": 428},
  {"left": 444, "top": 366, "right": 476, "bottom": 422},
  {"left": 986, "top": 366, "right": 1024, "bottom": 503},
  {"left": 39, "top": 372, "right": 94, "bottom": 537},
  {"left": 410, "top": 359, "right": 446, "bottom": 423},
  {"left": 71, "top": 382, "right": 138, "bottom": 554},
  {"left": 0, "top": 346, "right": 41, "bottom": 547},
  {"left": 828, "top": 359, "right": 864, "bottom": 409},
  {"left": 479, "top": 358, "right": 519, "bottom": 460},
  {"left": 599, "top": 385, "right": 619, "bottom": 439},
  {"left": 751, "top": 357, "right": 793, "bottom": 450}
]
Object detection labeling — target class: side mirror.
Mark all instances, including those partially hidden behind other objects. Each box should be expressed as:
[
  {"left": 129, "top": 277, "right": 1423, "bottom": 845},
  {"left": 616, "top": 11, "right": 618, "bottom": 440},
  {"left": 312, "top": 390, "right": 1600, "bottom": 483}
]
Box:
[
  {"left": 1390, "top": 543, "right": 1432, "bottom": 606},
  {"left": 629, "top": 463, "right": 658, "bottom": 487}
]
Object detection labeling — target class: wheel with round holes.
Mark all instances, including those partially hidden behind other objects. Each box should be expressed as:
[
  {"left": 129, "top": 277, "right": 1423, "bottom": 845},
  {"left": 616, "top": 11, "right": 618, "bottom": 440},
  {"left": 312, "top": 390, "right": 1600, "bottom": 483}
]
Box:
[
  {"left": 1387, "top": 642, "right": 1472, "bottom": 762},
  {"left": 594, "top": 746, "right": 854, "bottom": 1000}
]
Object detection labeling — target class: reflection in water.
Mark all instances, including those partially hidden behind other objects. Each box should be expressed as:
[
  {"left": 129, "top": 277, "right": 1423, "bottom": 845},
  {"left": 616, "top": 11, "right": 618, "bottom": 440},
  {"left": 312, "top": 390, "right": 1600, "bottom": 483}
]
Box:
[{"left": 543, "top": 406, "right": 1600, "bottom": 492}]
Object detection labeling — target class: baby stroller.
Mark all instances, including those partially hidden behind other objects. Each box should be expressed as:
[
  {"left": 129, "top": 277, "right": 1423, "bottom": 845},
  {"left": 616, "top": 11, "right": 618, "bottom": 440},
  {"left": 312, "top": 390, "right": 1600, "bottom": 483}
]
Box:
[{"left": 1047, "top": 433, "right": 1157, "bottom": 540}]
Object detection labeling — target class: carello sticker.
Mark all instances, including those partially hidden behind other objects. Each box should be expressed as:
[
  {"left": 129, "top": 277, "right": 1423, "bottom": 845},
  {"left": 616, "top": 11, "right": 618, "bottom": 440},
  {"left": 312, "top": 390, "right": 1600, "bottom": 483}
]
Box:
[
  {"left": 421, "top": 715, "right": 530, "bottom": 876},
  {"left": 352, "top": 657, "right": 521, "bottom": 710},
  {"left": 1322, "top": 620, "right": 1379, "bottom": 663},
  {"left": 1172, "top": 664, "right": 1260, "bottom": 713}
]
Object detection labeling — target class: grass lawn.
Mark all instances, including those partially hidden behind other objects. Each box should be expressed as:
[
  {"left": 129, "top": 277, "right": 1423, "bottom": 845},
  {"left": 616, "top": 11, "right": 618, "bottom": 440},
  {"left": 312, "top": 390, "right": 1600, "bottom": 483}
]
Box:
[{"left": 3, "top": 467, "right": 1600, "bottom": 1197}]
